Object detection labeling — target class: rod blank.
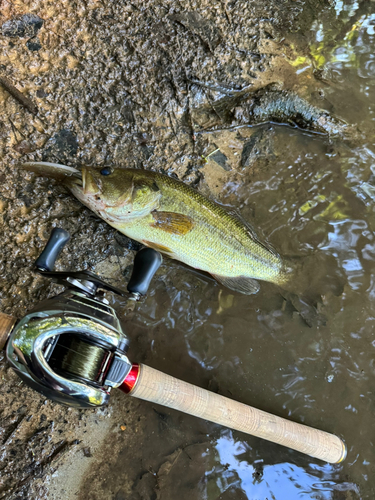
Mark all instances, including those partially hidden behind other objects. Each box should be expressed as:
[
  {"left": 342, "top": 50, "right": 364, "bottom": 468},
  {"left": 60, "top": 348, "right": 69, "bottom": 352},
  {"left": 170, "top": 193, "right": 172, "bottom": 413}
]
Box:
[{"left": 126, "top": 364, "right": 346, "bottom": 464}]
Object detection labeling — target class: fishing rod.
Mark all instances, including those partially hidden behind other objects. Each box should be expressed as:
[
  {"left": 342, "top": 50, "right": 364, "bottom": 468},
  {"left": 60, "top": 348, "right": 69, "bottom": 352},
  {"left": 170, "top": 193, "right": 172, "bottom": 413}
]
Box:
[{"left": 0, "top": 228, "right": 346, "bottom": 463}]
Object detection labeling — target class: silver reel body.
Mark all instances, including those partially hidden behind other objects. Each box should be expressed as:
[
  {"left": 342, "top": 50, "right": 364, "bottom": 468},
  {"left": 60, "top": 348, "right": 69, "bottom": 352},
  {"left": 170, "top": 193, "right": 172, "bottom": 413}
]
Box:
[
  {"left": 6, "top": 289, "right": 131, "bottom": 408},
  {"left": 5, "top": 227, "right": 161, "bottom": 408}
]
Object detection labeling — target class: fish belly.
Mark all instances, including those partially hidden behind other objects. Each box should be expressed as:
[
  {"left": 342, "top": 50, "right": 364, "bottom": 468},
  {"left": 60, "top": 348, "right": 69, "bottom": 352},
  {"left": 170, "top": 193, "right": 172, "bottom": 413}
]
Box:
[{"left": 113, "top": 217, "right": 284, "bottom": 284}]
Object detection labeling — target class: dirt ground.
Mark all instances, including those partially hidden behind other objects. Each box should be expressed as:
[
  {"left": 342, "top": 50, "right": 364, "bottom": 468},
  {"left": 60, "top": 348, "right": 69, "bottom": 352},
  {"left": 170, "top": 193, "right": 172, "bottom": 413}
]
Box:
[{"left": 0, "top": 0, "right": 348, "bottom": 499}]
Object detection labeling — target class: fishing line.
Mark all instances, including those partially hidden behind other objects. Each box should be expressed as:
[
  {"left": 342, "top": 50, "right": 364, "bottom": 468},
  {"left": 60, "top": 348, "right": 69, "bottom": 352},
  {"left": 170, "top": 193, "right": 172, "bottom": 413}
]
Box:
[{"left": 49, "top": 335, "right": 106, "bottom": 382}]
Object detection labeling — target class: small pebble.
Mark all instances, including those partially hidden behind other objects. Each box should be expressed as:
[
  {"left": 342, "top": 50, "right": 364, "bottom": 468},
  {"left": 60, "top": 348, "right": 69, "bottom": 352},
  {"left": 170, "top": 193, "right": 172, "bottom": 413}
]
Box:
[
  {"left": 83, "top": 447, "right": 92, "bottom": 457},
  {"left": 26, "top": 37, "right": 42, "bottom": 51}
]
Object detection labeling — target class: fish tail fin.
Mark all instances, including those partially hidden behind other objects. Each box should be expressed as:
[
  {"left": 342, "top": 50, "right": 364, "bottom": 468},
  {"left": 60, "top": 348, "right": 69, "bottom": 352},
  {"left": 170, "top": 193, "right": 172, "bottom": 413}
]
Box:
[
  {"left": 212, "top": 274, "right": 260, "bottom": 295},
  {"left": 278, "top": 253, "right": 345, "bottom": 327}
]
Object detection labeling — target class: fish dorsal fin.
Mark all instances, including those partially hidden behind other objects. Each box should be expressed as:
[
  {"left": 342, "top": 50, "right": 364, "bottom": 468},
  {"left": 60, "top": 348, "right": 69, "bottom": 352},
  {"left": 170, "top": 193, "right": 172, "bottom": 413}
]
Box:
[
  {"left": 225, "top": 207, "right": 278, "bottom": 256},
  {"left": 212, "top": 273, "right": 260, "bottom": 295},
  {"left": 151, "top": 211, "right": 194, "bottom": 235}
]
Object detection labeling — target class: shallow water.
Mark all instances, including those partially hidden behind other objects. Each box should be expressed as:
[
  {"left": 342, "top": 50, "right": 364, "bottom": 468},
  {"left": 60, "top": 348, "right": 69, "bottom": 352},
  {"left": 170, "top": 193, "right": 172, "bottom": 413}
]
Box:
[
  {"left": 1, "top": 0, "right": 375, "bottom": 498},
  {"left": 103, "top": 4, "right": 375, "bottom": 498}
]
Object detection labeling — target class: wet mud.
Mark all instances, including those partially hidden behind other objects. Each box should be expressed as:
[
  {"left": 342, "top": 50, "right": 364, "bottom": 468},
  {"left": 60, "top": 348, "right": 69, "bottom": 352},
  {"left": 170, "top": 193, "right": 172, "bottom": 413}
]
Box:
[{"left": 1, "top": 0, "right": 375, "bottom": 499}]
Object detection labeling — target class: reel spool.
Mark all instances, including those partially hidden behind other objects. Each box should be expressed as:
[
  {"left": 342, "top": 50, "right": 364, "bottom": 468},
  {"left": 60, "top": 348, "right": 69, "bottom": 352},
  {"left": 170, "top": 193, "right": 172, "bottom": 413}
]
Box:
[
  {"left": 6, "top": 228, "right": 162, "bottom": 408},
  {"left": 50, "top": 335, "right": 109, "bottom": 384}
]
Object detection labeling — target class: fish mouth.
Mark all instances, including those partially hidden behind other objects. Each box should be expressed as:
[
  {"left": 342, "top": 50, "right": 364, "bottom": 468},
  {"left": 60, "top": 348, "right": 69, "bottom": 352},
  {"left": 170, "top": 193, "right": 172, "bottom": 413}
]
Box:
[
  {"left": 81, "top": 168, "right": 101, "bottom": 195},
  {"left": 22, "top": 162, "right": 130, "bottom": 219},
  {"left": 21, "top": 162, "right": 103, "bottom": 196}
]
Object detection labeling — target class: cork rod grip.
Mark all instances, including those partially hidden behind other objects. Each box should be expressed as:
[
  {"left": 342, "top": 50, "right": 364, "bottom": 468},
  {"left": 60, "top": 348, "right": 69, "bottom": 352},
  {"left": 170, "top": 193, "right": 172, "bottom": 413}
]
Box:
[
  {"left": 128, "top": 364, "right": 346, "bottom": 464},
  {"left": 0, "top": 312, "right": 16, "bottom": 350}
]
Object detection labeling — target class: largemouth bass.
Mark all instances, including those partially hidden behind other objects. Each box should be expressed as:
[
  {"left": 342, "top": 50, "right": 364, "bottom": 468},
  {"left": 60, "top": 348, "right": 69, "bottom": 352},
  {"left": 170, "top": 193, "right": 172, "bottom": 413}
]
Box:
[{"left": 23, "top": 162, "right": 290, "bottom": 295}]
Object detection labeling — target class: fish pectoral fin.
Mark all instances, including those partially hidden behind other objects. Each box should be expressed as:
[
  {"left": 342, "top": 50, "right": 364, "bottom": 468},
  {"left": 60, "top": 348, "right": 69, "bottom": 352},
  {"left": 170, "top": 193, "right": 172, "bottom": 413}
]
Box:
[
  {"left": 151, "top": 211, "right": 194, "bottom": 235},
  {"left": 142, "top": 240, "right": 176, "bottom": 258},
  {"left": 212, "top": 274, "right": 260, "bottom": 295}
]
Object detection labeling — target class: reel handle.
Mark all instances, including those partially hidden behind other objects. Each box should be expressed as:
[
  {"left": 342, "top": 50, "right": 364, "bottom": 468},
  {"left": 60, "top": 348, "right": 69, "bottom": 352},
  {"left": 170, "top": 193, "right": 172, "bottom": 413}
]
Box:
[
  {"left": 35, "top": 228, "right": 70, "bottom": 271},
  {"left": 127, "top": 248, "right": 162, "bottom": 296}
]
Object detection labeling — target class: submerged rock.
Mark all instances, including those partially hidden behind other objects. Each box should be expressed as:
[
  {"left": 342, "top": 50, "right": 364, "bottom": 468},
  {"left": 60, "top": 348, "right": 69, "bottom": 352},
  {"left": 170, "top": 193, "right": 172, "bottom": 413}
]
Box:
[
  {"left": 191, "top": 83, "right": 359, "bottom": 141},
  {"left": 241, "top": 126, "right": 275, "bottom": 167},
  {"left": 209, "top": 149, "right": 231, "bottom": 170}
]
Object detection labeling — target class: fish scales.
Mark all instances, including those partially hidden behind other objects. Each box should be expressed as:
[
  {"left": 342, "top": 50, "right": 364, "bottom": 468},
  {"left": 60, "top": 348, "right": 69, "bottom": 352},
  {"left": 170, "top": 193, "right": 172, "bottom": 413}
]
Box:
[
  {"left": 81, "top": 169, "right": 284, "bottom": 284},
  {"left": 23, "top": 162, "right": 337, "bottom": 326},
  {"left": 22, "top": 163, "right": 289, "bottom": 293}
]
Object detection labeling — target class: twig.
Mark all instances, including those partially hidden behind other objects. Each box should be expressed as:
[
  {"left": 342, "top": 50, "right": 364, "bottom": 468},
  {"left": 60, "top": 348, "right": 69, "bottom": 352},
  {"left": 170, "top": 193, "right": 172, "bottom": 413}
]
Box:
[
  {"left": 9, "top": 118, "right": 25, "bottom": 140},
  {"left": 167, "top": 111, "right": 178, "bottom": 138},
  {"left": 187, "top": 78, "right": 236, "bottom": 95},
  {"left": 220, "top": 0, "right": 232, "bottom": 27},
  {"left": 0, "top": 75, "right": 38, "bottom": 115},
  {"left": 184, "top": 74, "right": 196, "bottom": 149},
  {"left": 201, "top": 147, "right": 220, "bottom": 163}
]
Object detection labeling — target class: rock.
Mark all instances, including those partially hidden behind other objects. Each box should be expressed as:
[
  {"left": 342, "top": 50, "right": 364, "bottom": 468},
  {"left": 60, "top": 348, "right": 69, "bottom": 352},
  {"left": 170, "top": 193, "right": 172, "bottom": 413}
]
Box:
[
  {"left": 2, "top": 14, "right": 44, "bottom": 38},
  {"left": 26, "top": 37, "right": 42, "bottom": 51},
  {"left": 241, "top": 126, "right": 275, "bottom": 167},
  {"left": 42, "top": 129, "right": 78, "bottom": 163},
  {"left": 115, "top": 232, "right": 142, "bottom": 251},
  {"left": 82, "top": 447, "right": 92, "bottom": 457},
  {"left": 36, "top": 88, "right": 47, "bottom": 98},
  {"left": 209, "top": 149, "right": 231, "bottom": 171},
  {"left": 13, "top": 140, "right": 36, "bottom": 154}
]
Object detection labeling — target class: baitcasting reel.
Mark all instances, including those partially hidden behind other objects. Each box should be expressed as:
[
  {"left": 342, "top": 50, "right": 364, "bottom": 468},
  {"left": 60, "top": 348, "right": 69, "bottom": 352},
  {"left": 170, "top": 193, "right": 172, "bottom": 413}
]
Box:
[
  {"left": 5, "top": 228, "right": 162, "bottom": 408},
  {"left": 0, "top": 229, "right": 347, "bottom": 463}
]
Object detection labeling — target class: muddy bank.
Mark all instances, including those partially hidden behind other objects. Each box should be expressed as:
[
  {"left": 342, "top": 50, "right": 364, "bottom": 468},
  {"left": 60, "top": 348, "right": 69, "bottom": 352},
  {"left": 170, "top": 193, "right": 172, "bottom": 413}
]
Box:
[{"left": 0, "top": 0, "right": 364, "bottom": 498}]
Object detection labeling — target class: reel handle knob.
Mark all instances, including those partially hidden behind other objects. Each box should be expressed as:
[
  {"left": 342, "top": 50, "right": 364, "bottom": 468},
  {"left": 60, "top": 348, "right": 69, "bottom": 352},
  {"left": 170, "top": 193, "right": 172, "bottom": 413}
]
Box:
[
  {"left": 127, "top": 248, "right": 162, "bottom": 296},
  {"left": 35, "top": 228, "right": 70, "bottom": 272}
]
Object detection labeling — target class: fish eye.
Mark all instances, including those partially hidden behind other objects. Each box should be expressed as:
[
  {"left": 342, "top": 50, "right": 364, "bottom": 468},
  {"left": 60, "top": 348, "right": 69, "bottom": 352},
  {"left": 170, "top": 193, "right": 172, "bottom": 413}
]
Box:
[{"left": 100, "top": 167, "right": 112, "bottom": 176}]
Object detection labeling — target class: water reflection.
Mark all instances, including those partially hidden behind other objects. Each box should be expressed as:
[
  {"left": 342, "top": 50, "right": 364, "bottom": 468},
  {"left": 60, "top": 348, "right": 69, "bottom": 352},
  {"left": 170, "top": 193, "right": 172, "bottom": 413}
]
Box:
[
  {"left": 211, "top": 431, "right": 360, "bottom": 499},
  {"left": 107, "top": 2, "right": 375, "bottom": 497}
]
